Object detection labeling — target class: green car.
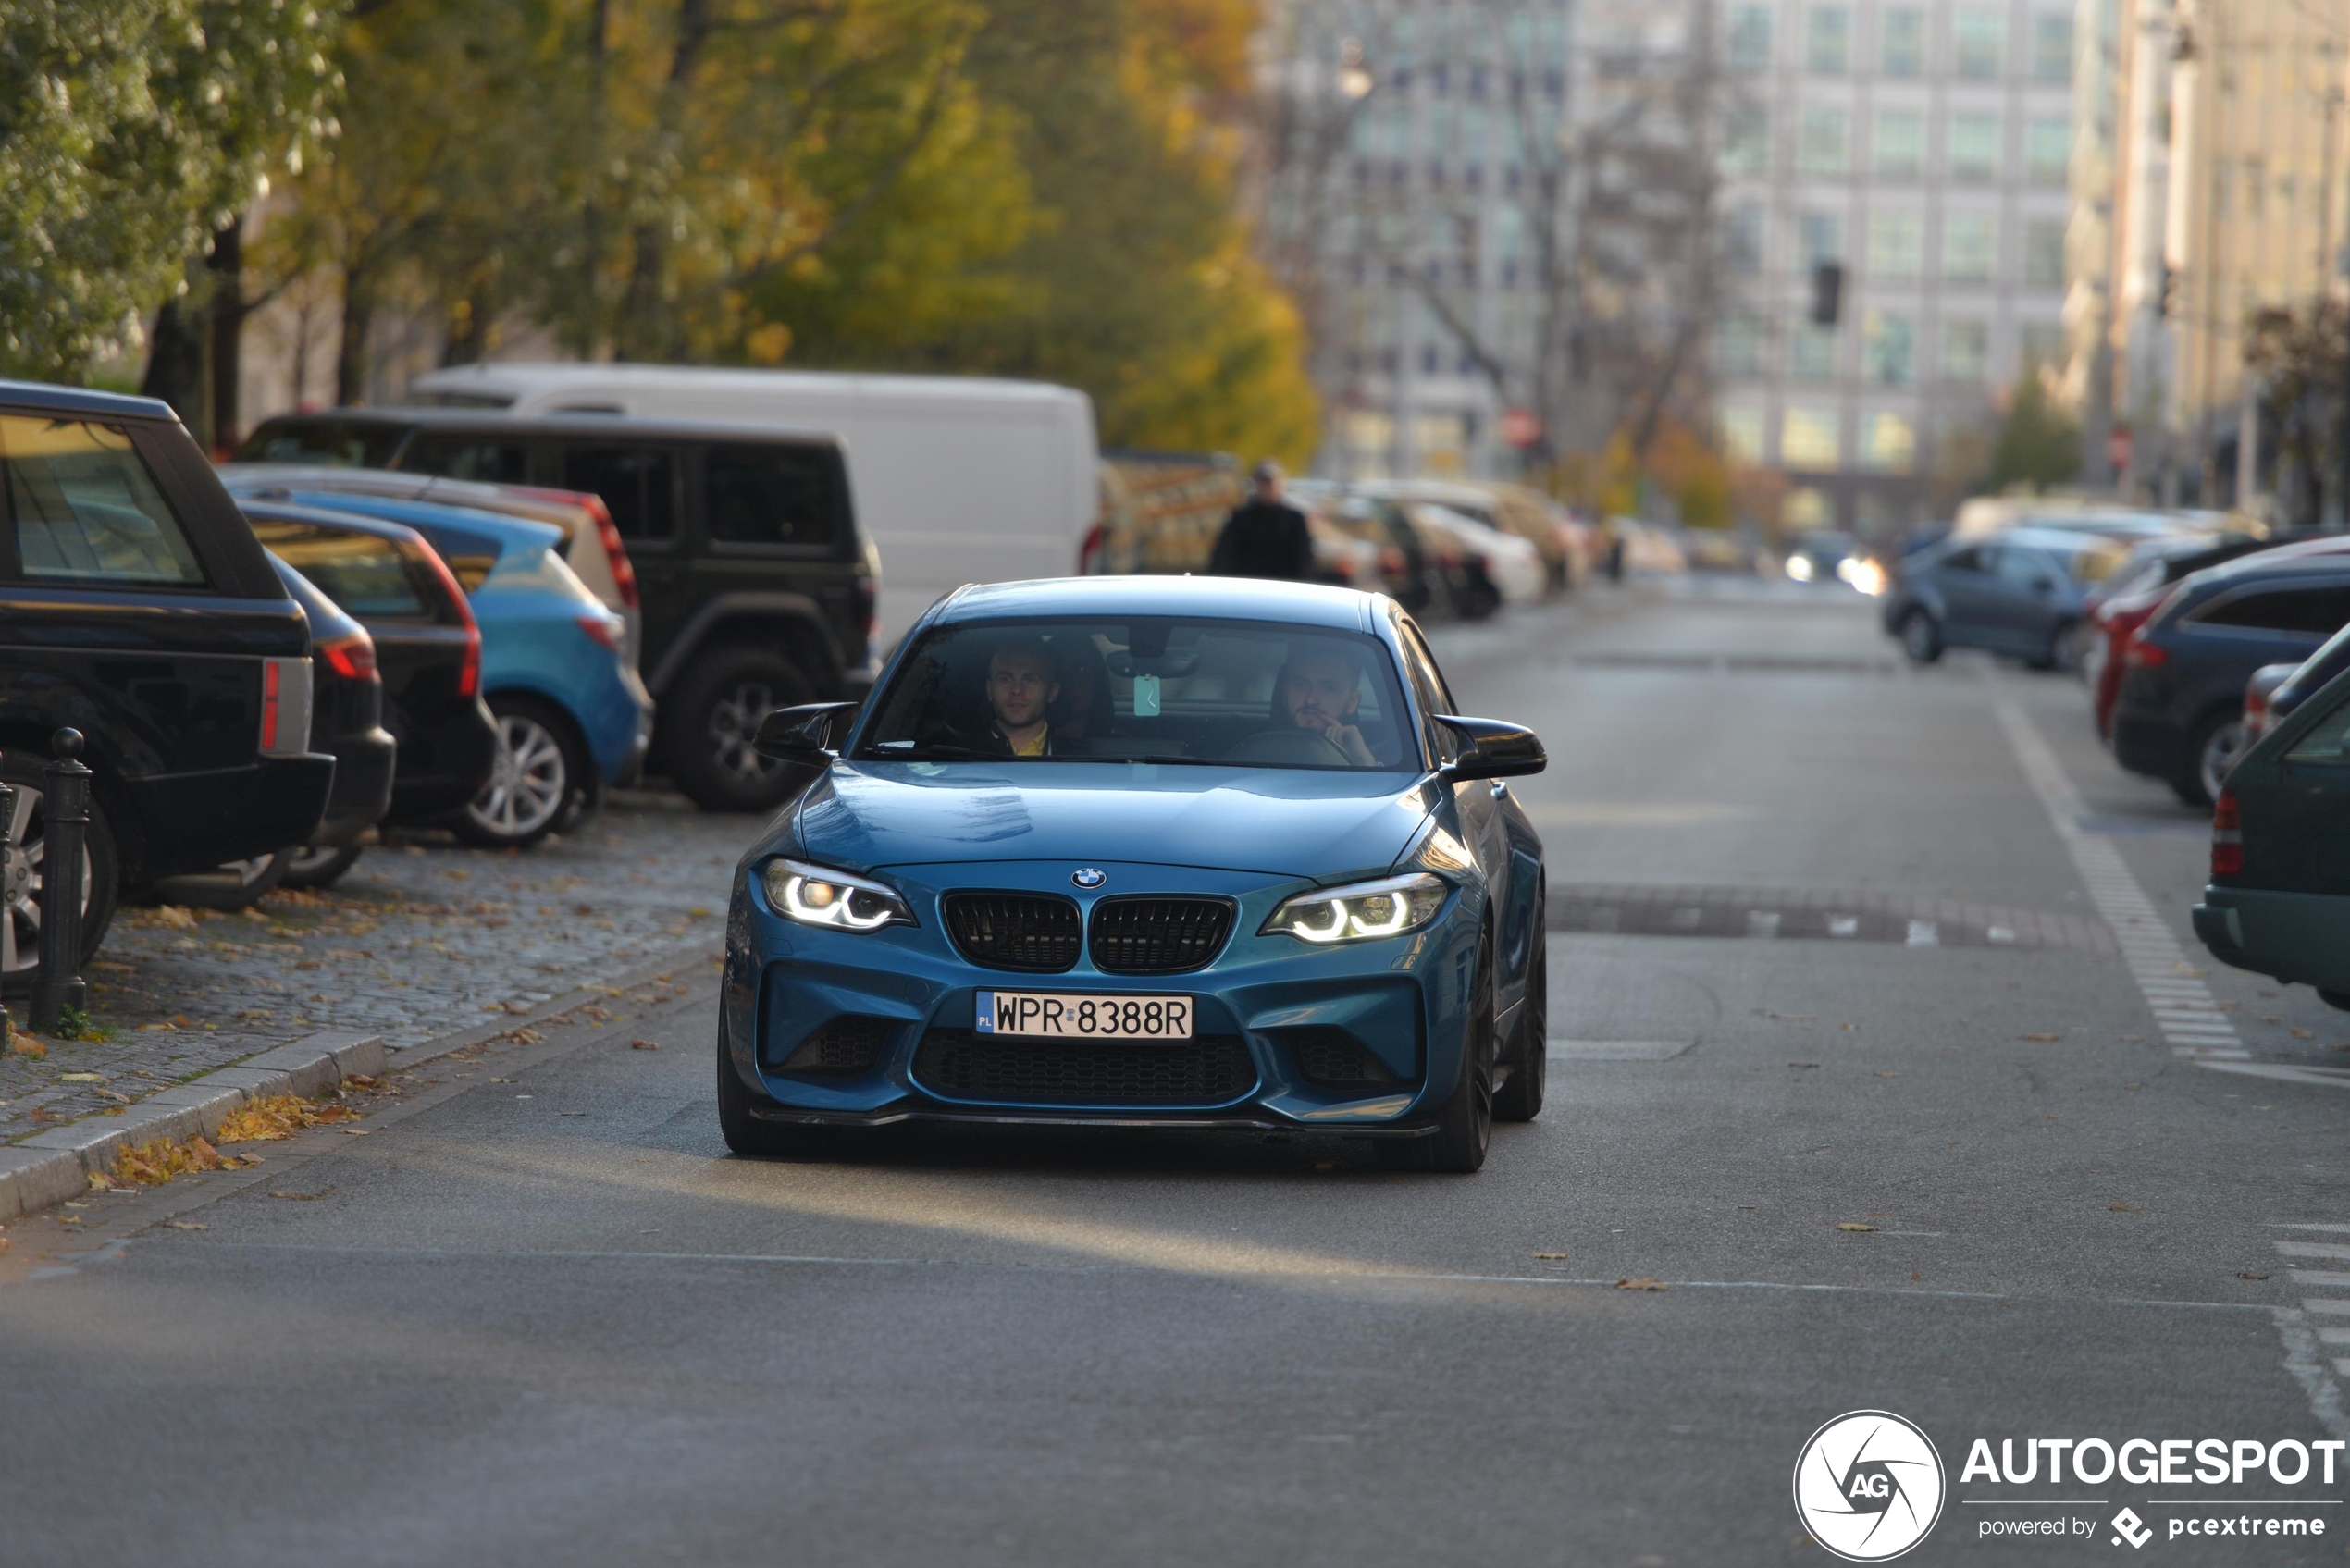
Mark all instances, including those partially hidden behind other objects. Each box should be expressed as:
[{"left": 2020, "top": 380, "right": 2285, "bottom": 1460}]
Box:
[{"left": 2195, "top": 663, "right": 2350, "bottom": 1010}]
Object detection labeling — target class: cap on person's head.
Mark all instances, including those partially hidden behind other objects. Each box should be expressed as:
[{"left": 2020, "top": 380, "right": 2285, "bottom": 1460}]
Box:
[{"left": 1252, "top": 459, "right": 1284, "bottom": 486}]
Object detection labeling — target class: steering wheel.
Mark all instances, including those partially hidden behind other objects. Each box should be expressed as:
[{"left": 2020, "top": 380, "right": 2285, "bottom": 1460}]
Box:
[{"left": 1224, "top": 728, "right": 1352, "bottom": 766}]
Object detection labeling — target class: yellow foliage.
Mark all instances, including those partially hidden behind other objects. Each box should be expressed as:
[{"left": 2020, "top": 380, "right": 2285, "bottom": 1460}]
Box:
[
  {"left": 114, "top": 1134, "right": 242, "bottom": 1186},
  {"left": 215, "top": 1093, "right": 361, "bottom": 1144}
]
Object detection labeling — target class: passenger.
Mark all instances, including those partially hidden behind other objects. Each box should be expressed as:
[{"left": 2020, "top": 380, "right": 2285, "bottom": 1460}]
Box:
[
  {"left": 1278, "top": 645, "right": 1380, "bottom": 766},
  {"left": 982, "top": 638, "right": 1061, "bottom": 757},
  {"left": 1048, "top": 635, "right": 1115, "bottom": 744}
]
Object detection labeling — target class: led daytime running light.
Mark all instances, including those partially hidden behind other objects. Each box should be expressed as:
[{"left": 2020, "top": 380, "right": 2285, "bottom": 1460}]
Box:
[
  {"left": 1264, "top": 873, "right": 1448, "bottom": 945},
  {"left": 763, "top": 858, "right": 911, "bottom": 932}
]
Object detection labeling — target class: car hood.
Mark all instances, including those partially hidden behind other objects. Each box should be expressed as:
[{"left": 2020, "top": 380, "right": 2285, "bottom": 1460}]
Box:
[{"left": 782, "top": 761, "right": 1437, "bottom": 880}]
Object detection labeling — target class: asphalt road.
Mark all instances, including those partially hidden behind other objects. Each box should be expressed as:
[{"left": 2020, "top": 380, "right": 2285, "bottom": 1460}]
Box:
[{"left": 6, "top": 583, "right": 2349, "bottom": 1567}]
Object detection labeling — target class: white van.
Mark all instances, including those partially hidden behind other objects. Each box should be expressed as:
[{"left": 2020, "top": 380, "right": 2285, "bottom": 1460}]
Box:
[{"left": 406, "top": 364, "right": 1101, "bottom": 643}]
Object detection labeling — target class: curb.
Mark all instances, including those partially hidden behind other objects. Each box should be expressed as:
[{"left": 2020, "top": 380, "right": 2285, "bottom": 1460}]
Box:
[
  {"left": 386, "top": 936, "right": 725, "bottom": 1073},
  {"left": 0, "top": 1031, "right": 384, "bottom": 1223}
]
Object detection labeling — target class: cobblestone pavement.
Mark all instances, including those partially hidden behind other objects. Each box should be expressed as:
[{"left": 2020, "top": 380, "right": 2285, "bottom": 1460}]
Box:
[{"left": 3, "top": 791, "right": 750, "bottom": 1142}]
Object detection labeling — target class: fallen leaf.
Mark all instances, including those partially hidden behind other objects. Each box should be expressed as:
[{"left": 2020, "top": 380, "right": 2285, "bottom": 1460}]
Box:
[
  {"left": 215, "top": 1093, "right": 359, "bottom": 1143},
  {"left": 2294, "top": 1028, "right": 2316, "bottom": 1041},
  {"left": 56, "top": 1071, "right": 106, "bottom": 1083},
  {"left": 165, "top": 1219, "right": 207, "bottom": 1231},
  {"left": 1910, "top": 1272, "right": 1922, "bottom": 1281},
  {"left": 2239, "top": 1271, "right": 2270, "bottom": 1280},
  {"left": 12, "top": 1038, "right": 48, "bottom": 1060},
  {"left": 1872, "top": 1070, "right": 1899, "bottom": 1079},
  {"left": 2019, "top": 1032, "right": 2062, "bottom": 1043},
  {"left": 1787, "top": 1061, "right": 1819, "bottom": 1069},
  {"left": 266, "top": 1190, "right": 331, "bottom": 1201},
  {"left": 1614, "top": 1278, "right": 1667, "bottom": 1290},
  {"left": 630, "top": 1039, "right": 662, "bottom": 1051},
  {"left": 1531, "top": 1251, "right": 1570, "bottom": 1260},
  {"left": 154, "top": 905, "right": 199, "bottom": 930},
  {"left": 1836, "top": 1222, "right": 1877, "bottom": 1232}
]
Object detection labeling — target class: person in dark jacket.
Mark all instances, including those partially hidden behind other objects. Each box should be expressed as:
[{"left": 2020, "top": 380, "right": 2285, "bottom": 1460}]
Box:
[{"left": 1208, "top": 460, "right": 1315, "bottom": 580}]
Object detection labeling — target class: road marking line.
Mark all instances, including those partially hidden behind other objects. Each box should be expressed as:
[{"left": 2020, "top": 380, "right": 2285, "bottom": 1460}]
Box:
[
  {"left": 2293, "top": 1272, "right": 2350, "bottom": 1289},
  {"left": 2280, "top": 1242, "right": 2350, "bottom": 1261},
  {"left": 1906, "top": 920, "right": 1938, "bottom": 946},
  {"left": 2276, "top": 1224, "right": 2350, "bottom": 1233}
]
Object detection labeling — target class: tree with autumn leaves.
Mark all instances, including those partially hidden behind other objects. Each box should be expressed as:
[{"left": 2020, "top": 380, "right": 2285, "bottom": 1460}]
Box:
[{"left": 0, "top": 0, "right": 1317, "bottom": 462}]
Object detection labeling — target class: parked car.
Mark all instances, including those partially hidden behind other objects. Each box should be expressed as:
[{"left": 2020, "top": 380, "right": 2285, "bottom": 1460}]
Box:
[
  {"left": 1293, "top": 488, "right": 1442, "bottom": 618},
  {"left": 2084, "top": 534, "right": 2313, "bottom": 739},
  {"left": 2243, "top": 619, "right": 2350, "bottom": 749},
  {"left": 0, "top": 380, "right": 332, "bottom": 990},
  {"left": 1413, "top": 503, "right": 1547, "bottom": 604},
  {"left": 1783, "top": 531, "right": 1864, "bottom": 586},
  {"left": 397, "top": 364, "right": 1094, "bottom": 644},
  {"left": 241, "top": 500, "right": 499, "bottom": 885},
  {"left": 231, "top": 411, "right": 880, "bottom": 811},
  {"left": 2110, "top": 555, "right": 2350, "bottom": 804},
  {"left": 251, "top": 489, "right": 651, "bottom": 847},
  {"left": 2193, "top": 661, "right": 2350, "bottom": 1011},
  {"left": 221, "top": 463, "right": 640, "bottom": 660},
  {"left": 1353, "top": 478, "right": 1571, "bottom": 593},
  {"left": 1882, "top": 527, "right": 2129, "bottom": 669}
]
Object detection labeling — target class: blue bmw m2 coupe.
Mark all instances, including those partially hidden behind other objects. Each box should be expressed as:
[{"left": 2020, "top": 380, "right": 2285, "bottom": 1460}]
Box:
[{"left": 717, "top": 575, "right": 1548, "bottom": 1171}]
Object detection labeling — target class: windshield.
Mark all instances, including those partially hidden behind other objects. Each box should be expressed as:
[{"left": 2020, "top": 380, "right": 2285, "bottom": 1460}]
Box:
[
  {"left": 856, "top": 618, "right": 1420, "bottom": 772},
  {"left": 236, "top": 418, "right": 409, "bottom": 469}
]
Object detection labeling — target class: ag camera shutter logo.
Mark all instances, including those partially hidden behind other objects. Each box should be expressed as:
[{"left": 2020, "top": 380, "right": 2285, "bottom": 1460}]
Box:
[{"left": 1793, "top": 1410, "right": 1948, "bottom": 1561}]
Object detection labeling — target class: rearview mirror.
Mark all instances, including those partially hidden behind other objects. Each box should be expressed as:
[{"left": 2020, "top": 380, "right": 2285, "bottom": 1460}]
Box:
[
  {"left": 1435, "top": 715, "right": 1546, "bottom": 781},
  {"left": 753, "top": 700, "right": 860, "bottom": 766}
]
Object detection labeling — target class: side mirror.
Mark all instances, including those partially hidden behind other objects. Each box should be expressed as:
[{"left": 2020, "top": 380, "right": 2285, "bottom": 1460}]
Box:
[
  {"left": 1435, "top": 715, "right": 1546, "bottom": 781},
  {"left": 753, "top": 700, "right": 860, "bottom": 766}
]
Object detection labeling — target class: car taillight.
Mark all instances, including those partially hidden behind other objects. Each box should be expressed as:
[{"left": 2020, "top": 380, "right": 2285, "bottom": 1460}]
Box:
[
  {"left": 1078, "top": 523, "right": 1107, "bottom": 575},
  {"left": 2122, "top": 631, "right": 2169, "bottom": 669},
  {"left": 2210, "top": 789, "right": 2243, "bottom": 877},
  {"left": 261, "top": 659, "right": 281, "bottom": 750},
  {"left": 457, "top": 627, "right": 481, "bottom": 698},
  {"left": 577, "top": 612, "right": 623, "bottom": 651},
  {"left": 1380, "top": 546, "right": 1408, "bottom": 577},
  {"left": 587, "top": 495, "right": 639, "bottom": 611},
  {"left": 319, "top": 633, "right": 378, "bottom": 682}
]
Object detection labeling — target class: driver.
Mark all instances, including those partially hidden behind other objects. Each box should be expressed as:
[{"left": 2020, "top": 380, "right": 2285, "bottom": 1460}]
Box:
[
  {"left": 983, "top": 638, "right": 1060, "bottom": 757},
  {"left": 1280, "top": 645, "right": 1379, "bottom": 766}
]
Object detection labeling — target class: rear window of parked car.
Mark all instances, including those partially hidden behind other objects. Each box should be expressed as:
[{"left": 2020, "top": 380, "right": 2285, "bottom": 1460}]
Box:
[
  {"left": 241, "top": 417, "right": 406, "bottom": 470},
  {"left": 705, "top": 442, "right": 842, "bottom": 549},
  {"left": 0, "top": 415, "right": 207, "bottom": 587},
  {"left": 562, "top": 445, "right": 675, "bottom": 541},
  {"left": 247, "top": 519, "right": 430, "bottom": 617},
  {"left": 2190, "top": 584, "right": 2350, "bottom": 636},
  {"left": 2285, "top": 685, "right": 2350, "bottom": 765}
]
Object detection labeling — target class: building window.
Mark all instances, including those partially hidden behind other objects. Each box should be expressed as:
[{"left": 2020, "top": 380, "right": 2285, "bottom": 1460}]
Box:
[
  {"left": 1798, "top": 108, "right": 1850, "bottom": 176},
  {"left": 1726, "top": 5, "right": 1772, "bottom": 69},
  {"left": 1954, "top": 8, "right": 2004, "bottom": 79},
  {"left": 1942, "top": 318, "right": 1989, "bottom": 381},
  {"left": 1948, "top": 114, "right": 1999, "bottom": 180},
  {"left": 1783, "top": 407, "right": 1843, "bottom": 467},
  {"left": 1715, "top": 315, "right": 1767, "bottom": 377},
  {"left": 1722, "top": 107, "right": 1770, "bottom": 177},
  {"left": 1808, "top": 6, "right": 1850, "bottom": 72},
  {"left": 1941, "top": 212, "right": 1996, "bottom": 281},
  {"left": 1727, "top": 204, "right": 1767, "bottom": 274},
  {"left": 2031, "top": 14, "right": 2073, "bottom": 82},
  {"left": 2025, "top": 119, "right": 2071, "bottom": 184},
  {"left": 1790, "top": 321, "right": 1840, "bottom": 380},
  {"left": 1863, "top": 313, "right": 1916, "bottom": 385},
  {"left": 1721, "top": 405, "right": 1765, "bottom": 462},
  {"left": 1861, "top": 412, "right": 1917, "bottom": 472},
  {"left": 1880, "top": 7, "right": 1925, "bottom": 75},
  {"left": 1874, "top": 110, "right": 1924, "bottom": 179},
  {"left": 1796, "top": 209, "right": 1846, "bottom": 267},
  {"left": 2022, "top": 218, "right": 2065, "bottom": 287},
  {"left": 1867, "top": 212, "right": 1923, "bottom": 278}
]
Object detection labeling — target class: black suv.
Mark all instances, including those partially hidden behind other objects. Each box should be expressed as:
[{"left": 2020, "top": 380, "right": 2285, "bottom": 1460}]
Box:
[
  {"left": 235, "top": 410, "right": 880, "bottom": 810},
  {"left": 0, "top": 380, "right": 333, "bottom": 990}
]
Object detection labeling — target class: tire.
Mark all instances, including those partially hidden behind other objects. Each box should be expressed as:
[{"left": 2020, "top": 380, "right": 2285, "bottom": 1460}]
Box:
[
  {"left": 662, "top": 646, "right": 814, "bottom": 813},
  {"left": 150, "top": 848, "right": 290, "bottom": 913},
  {"left": 278, "top": 841, "right": 365, "bottom": 891},
  {"left": 716, "top": 1011, "right": 836, "bottom": 1158},
  {"left": 2171, "top": 710, "right": 2245, "bottom": 809},
  {"left": 1492, "top": 891, "right": 1547, "bottom": 1123},
  {"left": 1379, "top": 932, "right": 1496, "bottom": 1173},
  {"left": 1899, "top": 609, "right": 1944, "bottom": 664},
  {"left": 0, "top": 755, "right": 120, "bottom": 999},
  {"left": 453, "top": 695, "right": 589, "bottom": 849}
]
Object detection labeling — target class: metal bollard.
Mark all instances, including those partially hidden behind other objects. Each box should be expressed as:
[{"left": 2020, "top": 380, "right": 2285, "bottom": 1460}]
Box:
[{"left": 30, "top": 728, "right": 90, "bottom": 1035}]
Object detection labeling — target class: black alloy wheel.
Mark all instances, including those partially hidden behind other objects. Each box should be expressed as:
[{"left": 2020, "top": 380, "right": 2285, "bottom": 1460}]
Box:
[
  {"left": 716, "top": 1009, "right": 840, "bottom": 1159},
  {"left": 1899, "top": 609, "right": 1944, "bottom": 664},
  {"left": 1493, "top": 891, "right": 1547, "bottom": 1123},
  {"left": 0, "top": 757, "right": 119, "bottom": 997},
  {"left": 664, "top": 647, "right": 813, "bottom": 812}
]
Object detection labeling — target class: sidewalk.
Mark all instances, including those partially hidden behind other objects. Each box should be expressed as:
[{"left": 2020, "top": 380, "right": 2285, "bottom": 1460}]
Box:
[{"left": 4, "top": 791, "right": 746, "bottom": 1148}]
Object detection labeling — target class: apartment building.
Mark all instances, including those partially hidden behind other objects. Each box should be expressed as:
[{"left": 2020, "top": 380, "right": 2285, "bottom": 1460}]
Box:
[{"left": 1710, "top": 0, "right": 2077, "bottom": 536}]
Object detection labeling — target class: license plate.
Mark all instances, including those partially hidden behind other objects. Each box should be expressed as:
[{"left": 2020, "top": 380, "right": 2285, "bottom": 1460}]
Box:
[{"left": 974, "top": 991, "right": 1194, "bottom": 1040}]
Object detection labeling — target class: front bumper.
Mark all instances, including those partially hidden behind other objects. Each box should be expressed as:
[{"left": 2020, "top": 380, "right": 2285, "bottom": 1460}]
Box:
[
  {"left": 722, "top": 858, "right": 1485, "bottom": 1134},
  {"left": 2195, "top": 885, "right": 2350, "bottom": 992}
]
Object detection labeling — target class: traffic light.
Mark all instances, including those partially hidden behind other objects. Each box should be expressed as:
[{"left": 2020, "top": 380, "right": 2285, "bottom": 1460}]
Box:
[{"left": 1810, "top": 262, "right": 1844, "bottom": 327}]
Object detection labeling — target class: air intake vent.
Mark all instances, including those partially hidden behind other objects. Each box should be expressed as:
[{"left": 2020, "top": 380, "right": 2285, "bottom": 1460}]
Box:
[
  {"left": 913, "top": 1030, "right": 1256, "bottom": 1105},
  {"left": 775, "top": 1014, "right": 895, "bottom": 1076},
  {"left": 1088, "top": 896, "right": 1236, "bottom": 974},
  {"left": 1286, "top": 1028, "right": 1405, "bottom": 1089},
  {"left": 943, "top": 893, "right": 1082, "bottom": 972}
]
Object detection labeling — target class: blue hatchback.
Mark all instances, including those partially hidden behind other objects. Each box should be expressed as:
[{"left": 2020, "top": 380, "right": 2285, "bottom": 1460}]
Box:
[
  {"left": 228, "top": 483, "right": 653, "bottom": 846},
  {"left": 718, "top": 576, "right": 1550, "bottom": 1172}
]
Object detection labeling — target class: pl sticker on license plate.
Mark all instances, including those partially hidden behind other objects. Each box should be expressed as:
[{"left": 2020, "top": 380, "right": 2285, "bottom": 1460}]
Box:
[{"left": 974, "top": 991, "right": 1194, "bottom": 1040}]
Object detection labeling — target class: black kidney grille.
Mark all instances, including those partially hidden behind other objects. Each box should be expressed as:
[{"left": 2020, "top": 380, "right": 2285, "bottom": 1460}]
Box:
[
  {"left": 944, "top": 894, "right": 1082, "bottom": 972},
  {"left": 1285, "top": 1028, "right": 1404, "bottom": 1089},
  {"left": 775, "top": 1014, "right": 895, "bottom": 1076},
  {"left": 1088, "top": 896, "right": 1236, "bottom": 974},
  {"left": 913, "top": 1030, "right": 1256, "bottom": 1105}
]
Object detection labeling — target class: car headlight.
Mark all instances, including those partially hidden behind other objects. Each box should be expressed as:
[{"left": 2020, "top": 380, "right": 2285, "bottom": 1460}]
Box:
[
  {"left": 761, "top": 858, "right": 914, "bottom": 932},
  {"left": 1262, "top": 872, "right": 1449, "bottom": 945}
]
